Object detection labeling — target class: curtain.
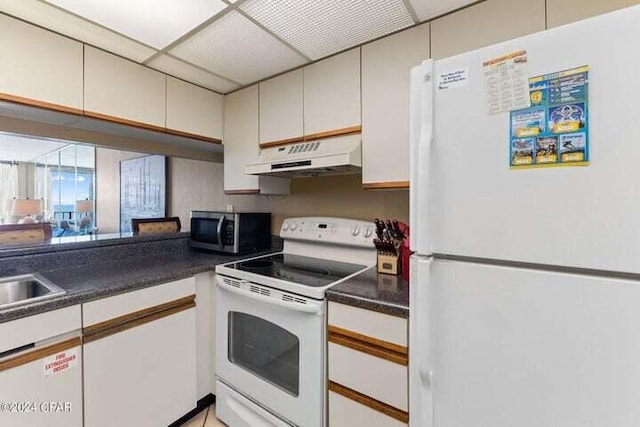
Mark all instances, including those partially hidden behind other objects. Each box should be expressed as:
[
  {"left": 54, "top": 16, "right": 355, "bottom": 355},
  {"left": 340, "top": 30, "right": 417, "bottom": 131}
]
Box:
[{"left": 0, "top": 163, "right": 18, "bottom": 223}]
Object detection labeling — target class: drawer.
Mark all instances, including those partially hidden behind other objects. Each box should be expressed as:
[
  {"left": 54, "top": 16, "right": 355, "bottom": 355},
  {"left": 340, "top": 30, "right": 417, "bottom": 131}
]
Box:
[
  {"left": 328, "top": 301, "right": 407, "bottom": 347},
  {"left": 0, "top": 306, "right": 81, "bottom": 353},
  {"left": 328, "top": 342, "right": 408, "bottom": 411},
  {"left": 82, "top": 277, "right": 195, "bottom": 327},
  {"left": 329, "top": 390, "right": 407, "bottom": 427}
]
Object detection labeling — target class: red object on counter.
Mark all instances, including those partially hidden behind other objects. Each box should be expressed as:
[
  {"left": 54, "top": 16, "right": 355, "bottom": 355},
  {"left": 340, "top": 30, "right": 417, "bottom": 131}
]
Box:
[{"left": 400, "top": 224, "right": 411, "bottom": 281}]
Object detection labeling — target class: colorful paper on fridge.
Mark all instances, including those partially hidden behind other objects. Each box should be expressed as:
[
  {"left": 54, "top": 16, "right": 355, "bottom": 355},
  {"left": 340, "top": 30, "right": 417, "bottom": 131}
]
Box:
[{"left": 509, "top": 65, "right": 589, "bottom": 169}]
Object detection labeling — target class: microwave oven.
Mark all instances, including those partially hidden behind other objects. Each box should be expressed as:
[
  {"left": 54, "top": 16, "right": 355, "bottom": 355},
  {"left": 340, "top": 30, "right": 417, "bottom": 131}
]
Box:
[{"left": 189, "top": 211, "right": 271, "bottom": 254}]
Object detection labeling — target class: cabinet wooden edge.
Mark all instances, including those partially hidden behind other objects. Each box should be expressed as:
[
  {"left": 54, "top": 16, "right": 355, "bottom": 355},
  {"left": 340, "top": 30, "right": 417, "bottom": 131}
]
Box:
[
  {"left": 0, "top": 337, "right": 81, "bottom": 373},
  {"left": 328, "top": 325, "right": 408, "bottom": 366},
  {"left": 304, "top": 126, "right": 361, "bottom": 142},
  {"left": 329, "top": 381, "right": 409, "bottom": 424},
  {"left": 224, "top": 189, "right": 261, "bottom": 195},
  {"left": 362, "top": 181, "right": 410, "bottom": 190},
  {"left": 164, "top": 127, "right": 222, "bottom": 144},
  {"left": 83, "top": 295, "right": 195, "bottom": 344},
  {"left": 259, "top": 135, "right": 305, "bottom": 148},
  {"left": 0, "top": 92, "right": 84, "bottom": 116}
]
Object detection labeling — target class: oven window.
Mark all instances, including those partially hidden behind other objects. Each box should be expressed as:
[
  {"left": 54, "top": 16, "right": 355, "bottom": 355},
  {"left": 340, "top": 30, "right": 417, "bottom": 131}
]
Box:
[{"left": 228, "top": 312, "right": 299, "bottom": 397}]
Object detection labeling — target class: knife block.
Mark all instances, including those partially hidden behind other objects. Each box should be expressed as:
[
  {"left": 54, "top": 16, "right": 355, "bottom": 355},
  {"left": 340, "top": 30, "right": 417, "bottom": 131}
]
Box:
[{"left": 377, "top": 252, "right": 401, "bottom": 275}]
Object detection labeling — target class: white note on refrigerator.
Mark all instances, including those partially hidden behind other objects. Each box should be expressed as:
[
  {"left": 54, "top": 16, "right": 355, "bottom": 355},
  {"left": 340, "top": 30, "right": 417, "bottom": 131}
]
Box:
[{"left": 483, "top": 50, "right": 531, "bottom": 115}]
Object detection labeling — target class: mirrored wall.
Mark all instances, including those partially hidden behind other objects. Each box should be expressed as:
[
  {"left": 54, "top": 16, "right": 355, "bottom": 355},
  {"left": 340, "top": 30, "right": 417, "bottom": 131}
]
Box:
[{"left": 0, "top": 132, "right": 95, "bottom": 237}]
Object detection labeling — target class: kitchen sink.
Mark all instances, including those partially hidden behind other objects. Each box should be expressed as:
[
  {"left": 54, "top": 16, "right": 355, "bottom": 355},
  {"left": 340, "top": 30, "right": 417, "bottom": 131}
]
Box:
[{"left": 0, "top": 274, "right": 65, "bottom": 309}]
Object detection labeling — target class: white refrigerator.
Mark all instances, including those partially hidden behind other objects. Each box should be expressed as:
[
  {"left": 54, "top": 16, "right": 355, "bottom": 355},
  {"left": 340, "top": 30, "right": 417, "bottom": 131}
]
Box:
[{"left": 409, "top": 5, "right": 640, "bottom": 427}]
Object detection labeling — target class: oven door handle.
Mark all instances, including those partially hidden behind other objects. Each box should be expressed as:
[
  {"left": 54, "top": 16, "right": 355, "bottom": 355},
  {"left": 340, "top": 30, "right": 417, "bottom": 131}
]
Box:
[{"left": 218, "top": 280, "right": 323, "bottom": 315}]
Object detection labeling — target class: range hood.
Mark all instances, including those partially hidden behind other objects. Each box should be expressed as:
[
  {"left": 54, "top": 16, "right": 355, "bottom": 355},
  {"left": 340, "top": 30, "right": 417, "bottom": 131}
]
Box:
[{"left": 245, "top": 134, "right": 362, "bottom": 178}]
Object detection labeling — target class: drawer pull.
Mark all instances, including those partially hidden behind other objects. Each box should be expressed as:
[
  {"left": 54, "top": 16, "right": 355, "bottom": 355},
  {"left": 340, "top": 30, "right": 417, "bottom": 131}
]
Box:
[
  {"left": 329, "top": 381, "right": 408, "bottom": 423},
  {"left": 328, "top": 326, "right": 408, "bottom": 366}
]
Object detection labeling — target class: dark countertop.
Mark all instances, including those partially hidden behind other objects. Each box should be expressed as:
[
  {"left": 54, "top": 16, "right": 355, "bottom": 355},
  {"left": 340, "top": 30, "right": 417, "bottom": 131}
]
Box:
[
  {"left": 326, "top": 267, "right": 409, "bottom": 318},
  {"left": 0, "top": 240, "right": 280, "bottom": 324}
]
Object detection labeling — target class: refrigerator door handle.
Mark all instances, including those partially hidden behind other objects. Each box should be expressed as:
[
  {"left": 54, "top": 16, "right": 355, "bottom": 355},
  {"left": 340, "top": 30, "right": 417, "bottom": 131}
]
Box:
[
  {"left": 410, "top": 256, "right": 434, "bottom": 427},
  {"left": 409, "top": 59, "right": 434, "bottom": 254}
]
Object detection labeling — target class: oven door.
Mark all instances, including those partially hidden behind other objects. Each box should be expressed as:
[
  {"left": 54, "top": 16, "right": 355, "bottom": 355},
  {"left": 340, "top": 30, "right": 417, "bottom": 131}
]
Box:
[{"left": 216, "top": 275, "right": 325, "bottom": 427}]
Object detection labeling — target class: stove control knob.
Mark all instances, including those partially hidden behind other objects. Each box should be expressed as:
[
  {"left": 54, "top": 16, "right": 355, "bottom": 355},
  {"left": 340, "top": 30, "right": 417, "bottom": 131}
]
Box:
[
  {"left": 282, "top": 222, "right": 290, "bottom": 231},
  {"left": 364, "top": 227, "right": 373, "bottom": 238},
  {"left": 351, "top": 226, "right": 360, "bottom": 237},
  {"left": 290, "top": 222, "right": 298, "bottom": 231}
]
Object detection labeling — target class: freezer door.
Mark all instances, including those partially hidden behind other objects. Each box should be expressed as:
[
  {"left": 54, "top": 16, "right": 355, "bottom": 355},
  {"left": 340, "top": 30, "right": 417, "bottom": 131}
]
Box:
[
  {"left": 409, "top": 59, "right": 433, "bottom": 255},
  {"left": 427, "top": 258, "right": 640, "bottom": 427},
  {"left": 429, "top": 5, "right": 640, "bottom": 273},
  {"left": 409, "top": 255, "right": 433, "bottom": 427}
]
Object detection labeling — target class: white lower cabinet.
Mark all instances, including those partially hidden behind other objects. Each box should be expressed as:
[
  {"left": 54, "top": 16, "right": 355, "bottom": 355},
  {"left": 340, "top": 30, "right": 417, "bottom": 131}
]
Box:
[
  {"left": 327, "top": 301, "right": 408, "bottom": 426},
  {"left": 329, "top": 391, "right": 406, "bottom": 427},
  {"left": 0, "top": 306, "right": 83, "bottom": 427},
  {"left": 83, "top": 279, "right": 197, "bottom": 427}
]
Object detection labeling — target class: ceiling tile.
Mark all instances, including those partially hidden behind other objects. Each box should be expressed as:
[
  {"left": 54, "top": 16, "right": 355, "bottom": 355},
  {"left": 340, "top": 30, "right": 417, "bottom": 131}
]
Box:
[
  {"left": 148, "top": 55, "right": 240, "bottom": 93},
  {"left": 170, "top": 11, "right": 308, "bottom": 85},
  {"left": 239, "top": 0, "right": 415, "bottom": 60},
  {"left": 408, "top": 0, "right": 478, "bottom": 21},
  {"left": 43, "top": 0, "right": 228, "bottom": 49},
  {"left": 0, "top": 0, "right": 156, "bottom": 62}
]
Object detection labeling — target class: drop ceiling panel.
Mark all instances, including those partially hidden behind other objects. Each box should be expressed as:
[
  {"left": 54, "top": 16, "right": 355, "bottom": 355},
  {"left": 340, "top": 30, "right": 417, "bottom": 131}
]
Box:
[
  {"left": 0, "top": 0, "right": 156, "bottom": 62},
  {"left": 148, "top": 55, "right": 240, "bottom": 93},
  {"left": 408, "top": 0, "right": 478, "bottom": 21},
  {"left": 239, "top": 0, "right": 415, "bottom": 60},
  {"left": 43, "top": 0, "right": 228, "bottom": 49},
  {"left": 170, "top": 10, "right": 308, "bottom": 85}
]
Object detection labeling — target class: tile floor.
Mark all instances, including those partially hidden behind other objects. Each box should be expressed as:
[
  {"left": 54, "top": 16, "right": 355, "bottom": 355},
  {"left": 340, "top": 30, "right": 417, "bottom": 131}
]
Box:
[{"left": 181, "top": 404, "right": 225, "bottom": 427}]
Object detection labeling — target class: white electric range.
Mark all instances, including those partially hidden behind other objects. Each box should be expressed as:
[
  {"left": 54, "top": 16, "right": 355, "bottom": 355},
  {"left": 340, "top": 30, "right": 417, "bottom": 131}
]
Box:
[{"left": 214, "top": 217, "right": 376, "bottom": 427}]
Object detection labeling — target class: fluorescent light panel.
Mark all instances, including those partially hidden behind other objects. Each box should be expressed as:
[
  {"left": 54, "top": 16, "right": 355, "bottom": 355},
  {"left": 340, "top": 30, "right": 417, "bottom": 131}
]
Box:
[
  {"left": 0, "top": 0, "right": 156, "bottom": 62},
  {"left": 240, "top": 0, "right": 415, "bottom": 60},
  {"left": 170, "top": 11, "right": 308, "bottom": 85},
  {"left": 43, "top": 0, "right": 228, "bottom": 49}
]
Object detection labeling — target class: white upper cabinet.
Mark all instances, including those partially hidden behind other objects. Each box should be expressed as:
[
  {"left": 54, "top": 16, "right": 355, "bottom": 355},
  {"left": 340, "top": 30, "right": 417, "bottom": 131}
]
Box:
[
  {"left": 361, "top": 23, "right": 429, "bottom": 189},
  {"left": 0, "top": 14, "right": 83, "bottom": 111},
  {"left": 84, "top": 46, "right": 166, "bottom": 128},
  {"left": 166, "top": 76, "right": 223, "bottom": 140},
  {"left": 224, "top": 85, "right": 290, "bottom": 195},
  {"left": 259, "top": 69, "right": 304, "bottom": 146},
  {"left": 303, "top": 48, "right": 361, "bottom": 136}
]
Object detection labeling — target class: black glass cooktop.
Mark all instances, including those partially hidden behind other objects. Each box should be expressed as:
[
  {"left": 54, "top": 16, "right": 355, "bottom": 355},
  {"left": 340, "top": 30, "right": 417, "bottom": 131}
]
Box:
[{"left": 226, "top": 253, "right": 367, "bottom": 288}]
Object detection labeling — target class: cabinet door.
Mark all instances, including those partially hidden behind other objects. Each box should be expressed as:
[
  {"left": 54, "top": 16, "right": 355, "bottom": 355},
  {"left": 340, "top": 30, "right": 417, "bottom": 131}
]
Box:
[
  {"left": 224, "top": 85, "right": 260, "bottom": 193},
  {"left": 84, "top": 307, "right": 196, "bottom": 427},
  {"left": 303, "top": 48, "right": 361, "bottom": 136},
  {"left": 329, "top": 391, "right": 407, "bottom": 427},
  {"left": 259, "top": 69, "right": 304, "bottom": 146},
  {"left": 223, "top": 86, "right": 290, "bottom": 195},
  {"left": 84, "top": 46, "right": 166, "bottom": 128},
  {"left": 361, "top": 24, "right": 429, "bottom": 188},
  {"left": 0, "top": 343, "right": 83, "bottom": 427},
  {"left": 166, "top": 76, "right": 223, "bottom": 140},
  {"left": 0, "top": 14, "right": 83, "bottom": 111}
]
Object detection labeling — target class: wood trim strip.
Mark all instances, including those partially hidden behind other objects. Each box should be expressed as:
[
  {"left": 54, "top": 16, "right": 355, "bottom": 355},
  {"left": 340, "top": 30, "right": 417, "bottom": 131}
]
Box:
[
  {"left": 304, "top": 125, "right": 361, "bottom": 142},
  {"left": 0, "top": 337, "right": 81, "bottom": 373},
  {"left": 83, "top": 110, "right": 167, "bottom": 133},
  {"left": 224, "top": 189, "right": 260, "bottom": 195},
  {"left": 363, "top": 181, "right": 410, "bottom": 190},
  {"left": 329, "top": 332, "right": 408, "bottom": 366},
  {"left": 259, "top": 135, "right": 305, "bottom": 148},
  {"left": 329, "top": 381, "right": 409, "bottom": 423},
  {"left": 0, "top": 92, "right": 84, "bottom": 116},
  {"left": 328, "top": 325, "right": 408, "bottom": 355},
  {"left": 164, "top": 127, "right": 222, "bottom": 144},
  {"left": 83, "top": 295, "right": 196, "bottom": 344}
]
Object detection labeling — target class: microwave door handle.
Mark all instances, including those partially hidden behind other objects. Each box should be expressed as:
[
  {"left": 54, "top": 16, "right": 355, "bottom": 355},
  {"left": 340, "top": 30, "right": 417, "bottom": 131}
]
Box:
[
  {"left": 217, "top": 215, "right": 225, "bottom": 250},
  {"left": 217, "top": 280, "right": 323, "bottom": 315}
]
